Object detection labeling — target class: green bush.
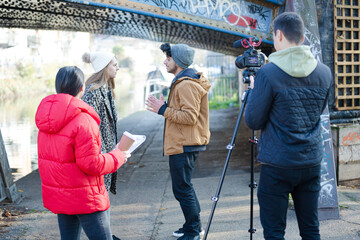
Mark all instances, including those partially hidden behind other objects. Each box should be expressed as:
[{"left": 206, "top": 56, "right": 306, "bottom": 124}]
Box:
[
  {"left": 209, "top": 93, "right": 239, "bottom": 109},
  {"left": 0, "top": 62, "right": 57, "bottom": 101}
]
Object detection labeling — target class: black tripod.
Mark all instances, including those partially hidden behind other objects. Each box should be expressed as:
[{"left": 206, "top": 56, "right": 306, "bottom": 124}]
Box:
[{"left": 203, "top": 85, "right": 257, "bottom": 240}]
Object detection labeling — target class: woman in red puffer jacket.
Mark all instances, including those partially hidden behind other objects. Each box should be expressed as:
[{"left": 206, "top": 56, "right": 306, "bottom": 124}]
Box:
[{"left": 35, "top": 66, "right": 128, "bottom": 240}]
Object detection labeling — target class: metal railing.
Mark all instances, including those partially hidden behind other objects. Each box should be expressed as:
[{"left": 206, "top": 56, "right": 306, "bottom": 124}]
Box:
[{"left": 207, "top": 54, "right": 239, "bottom": 105}]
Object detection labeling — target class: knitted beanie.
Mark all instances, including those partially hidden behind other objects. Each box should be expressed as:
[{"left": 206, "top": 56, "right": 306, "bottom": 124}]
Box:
[
  {"left": 82, "top": 52, "right": 114, "bottom": 73},
  {"left": 171, "top": 44, "right": 195, "bottom": 69}
]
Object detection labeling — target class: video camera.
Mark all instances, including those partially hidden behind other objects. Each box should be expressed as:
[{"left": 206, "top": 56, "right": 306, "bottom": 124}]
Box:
[{"left": 234, "top": 37, "right": 266, "bottom": 84}]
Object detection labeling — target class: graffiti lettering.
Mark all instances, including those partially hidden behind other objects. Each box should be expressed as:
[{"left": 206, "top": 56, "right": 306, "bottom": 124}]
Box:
[
  {"left": 186, "top": 0, "right": 271, "bottom": 31},
  {"left": 150, "top": 0, "right": 179, "bottom": 10},
  {"left": 249, "top": 18, "right": 257, "bottom": 28},
  {"left": 305, "top": 28, "right": 322, "bottom": 62},
  {"left": 228, "top": 14, "right": 257, "bottom": 29},
  {"left": 247, "top": 4, "right": 269, "bottom": 21},
  {"left": 319, "top": 110, "right": 337, "bottom": 206},
  {"left": 319, "top": 154, "right": 336, "bottom": 205},
  {"left": 319, "top": 180, "right": 335, "bottom": 204},
  {"left": 342, "top": 132, "right": 360, "bottom": 146},
  {"left": 132, "top": 0, "right": 272, "bottom": 32},
  {"left": 320, "top": 114, "right": 332, "bottom": 149},
  {"left": 188, "top": 0, "right": 248, "bottom": 26},
  {"left": 320, "top": 114, "right": 330, "bottom": 134}
]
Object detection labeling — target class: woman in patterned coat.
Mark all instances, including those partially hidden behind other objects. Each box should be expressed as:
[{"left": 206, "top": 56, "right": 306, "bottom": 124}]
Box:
[
  {"left": 82, "top": 52, "right": 122, "bottom": 240},
  {"left": 82, "top": 51, "right": 120, "bottom": 195}
]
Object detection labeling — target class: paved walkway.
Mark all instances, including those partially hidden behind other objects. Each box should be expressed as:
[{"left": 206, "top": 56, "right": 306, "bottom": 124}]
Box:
[{"left": 1, "top": 109, "right": 360, "bottom": 239}]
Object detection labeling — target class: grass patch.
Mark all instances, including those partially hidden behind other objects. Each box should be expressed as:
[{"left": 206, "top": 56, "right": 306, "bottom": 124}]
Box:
[
  {"left": 209, "top": 94, "right": 239, "bottom": 110},
  {"left": 209, "top": 99, "right": 239, "bottom": 109}
]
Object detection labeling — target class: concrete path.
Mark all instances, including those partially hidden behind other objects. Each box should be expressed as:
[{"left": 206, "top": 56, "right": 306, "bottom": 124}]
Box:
[{"left": 1, "top": 109, "right": 360, "bottom": 239}]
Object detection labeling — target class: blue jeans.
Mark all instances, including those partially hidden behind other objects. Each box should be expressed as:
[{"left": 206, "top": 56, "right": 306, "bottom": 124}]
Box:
[
  {"left": 57, "top": 210, "right": 112, "bottom": 240},
  {"left": 258, "top": 164, "right": 321, "bottom": 240},
  {"left": 169, "top": 152, "right": 201, "bottom": 236}
]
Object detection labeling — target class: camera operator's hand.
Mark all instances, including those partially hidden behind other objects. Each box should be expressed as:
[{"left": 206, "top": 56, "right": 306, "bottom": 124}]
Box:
[
  {"left": 249, "top": 75, "right": 255, "bottom": 89},
  {"left": 145, "top": 94, "right": 165, "bottom": 114}
]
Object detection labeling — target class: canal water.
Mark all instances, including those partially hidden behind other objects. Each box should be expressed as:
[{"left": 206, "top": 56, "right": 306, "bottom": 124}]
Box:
[{"left": 0, "top": 96, "right": 41, "bottom": 181}]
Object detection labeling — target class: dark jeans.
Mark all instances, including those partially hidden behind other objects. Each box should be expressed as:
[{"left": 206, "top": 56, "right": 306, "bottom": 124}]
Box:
[
  {"left": 258, "top": 164, "right": 321, "bottom": 240},
  {"left": 57, "top": 210, "right": 112, "bottom": 240},
  {"left": 169, "top": 152, "right": 201, "bottom": 236}
]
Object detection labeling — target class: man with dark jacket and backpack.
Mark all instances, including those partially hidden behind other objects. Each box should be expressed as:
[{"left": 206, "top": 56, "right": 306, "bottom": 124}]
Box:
[
  {"left": 145, "top": 43, "right": 210, "bottom": 240},
  {"left": 245, "top": 12, "right": 331, "bottom": 240}
]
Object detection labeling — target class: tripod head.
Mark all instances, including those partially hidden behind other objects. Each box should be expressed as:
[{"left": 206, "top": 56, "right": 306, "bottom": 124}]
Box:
[{"left": 242, "top": 67, "right": 260, "bottom": 84}]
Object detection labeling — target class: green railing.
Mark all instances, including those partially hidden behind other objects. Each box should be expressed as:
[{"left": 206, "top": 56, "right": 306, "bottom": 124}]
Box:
[{"left": 207, "top": 54, "right": 239, "bottom": 109}]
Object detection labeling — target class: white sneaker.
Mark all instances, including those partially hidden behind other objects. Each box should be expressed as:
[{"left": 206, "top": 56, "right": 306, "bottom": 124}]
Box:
[{"left": 172, "top": 228, "right": 205, "bottom": 238}]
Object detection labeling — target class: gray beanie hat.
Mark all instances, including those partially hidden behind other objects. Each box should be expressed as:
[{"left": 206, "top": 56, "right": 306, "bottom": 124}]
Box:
[{"left": 171, "top": 44, "right": 195, "bottom": 69}]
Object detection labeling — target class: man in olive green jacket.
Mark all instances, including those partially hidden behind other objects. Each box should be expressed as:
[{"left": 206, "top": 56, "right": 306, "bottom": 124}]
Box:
[{"left": 146, "top": 43, "right": 210, "bottom": 240}]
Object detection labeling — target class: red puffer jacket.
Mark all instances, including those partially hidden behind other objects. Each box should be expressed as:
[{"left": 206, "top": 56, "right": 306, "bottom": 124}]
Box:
[{"left": 35, "top": 93, "right": 125, "bottom": 215}]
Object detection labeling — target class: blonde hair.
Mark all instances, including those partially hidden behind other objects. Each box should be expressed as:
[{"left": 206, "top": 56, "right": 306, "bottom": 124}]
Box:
[{"left": 85, "top": 62, "right": 116, "bottom": 97}]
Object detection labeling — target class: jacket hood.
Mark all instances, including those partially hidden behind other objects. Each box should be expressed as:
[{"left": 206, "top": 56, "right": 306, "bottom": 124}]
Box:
[
  {"left": 35, "top": 94, "right": 100, "bottom": 134},
  {"left": 268, "top": 46, "right": 317, "bottom": 78},
  {"left": 172, "top": 68, "right": 211, "bottom": 93}
]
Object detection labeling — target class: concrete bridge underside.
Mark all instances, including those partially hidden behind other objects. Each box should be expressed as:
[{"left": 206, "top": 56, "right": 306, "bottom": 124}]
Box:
[{"left": 0, "top": 0, "right": 282, "bottom": 56}]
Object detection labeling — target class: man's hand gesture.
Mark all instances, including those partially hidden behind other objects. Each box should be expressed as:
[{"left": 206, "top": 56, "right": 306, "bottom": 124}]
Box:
[{"left": 145, "top": 94, "right": 165, "bottom": 114}]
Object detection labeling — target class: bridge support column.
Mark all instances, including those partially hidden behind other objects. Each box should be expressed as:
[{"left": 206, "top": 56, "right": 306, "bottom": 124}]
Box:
[{"left": 0, "top": 129, "right": 22, "bottom": 203}]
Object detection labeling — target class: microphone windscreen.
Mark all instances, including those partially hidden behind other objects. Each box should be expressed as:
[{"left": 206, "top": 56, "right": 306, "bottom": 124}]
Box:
[{"left": 233, "top": 40, "right": 243, "bottom": 48}]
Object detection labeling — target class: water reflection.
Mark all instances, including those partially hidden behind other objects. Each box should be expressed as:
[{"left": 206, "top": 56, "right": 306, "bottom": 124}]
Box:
[
  {"left": 0, "top": 95, "right": 43, "bottom": 181},
  {"left": 113, "top": 72, "right": 146, "bottom": 120},
  {"left": 0, "top": 75, "right": 145, "bottom": 181}
]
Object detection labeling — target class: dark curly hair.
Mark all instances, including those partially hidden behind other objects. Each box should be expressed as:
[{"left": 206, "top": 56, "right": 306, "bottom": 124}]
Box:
[{"left": 160, "top": 43, "right": 171, "bottom": 57}]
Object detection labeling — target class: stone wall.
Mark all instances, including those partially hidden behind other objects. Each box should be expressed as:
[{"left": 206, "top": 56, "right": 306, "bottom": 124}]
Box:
[{"left": 332, "top": 125, "right": 360, "bottom": 182}]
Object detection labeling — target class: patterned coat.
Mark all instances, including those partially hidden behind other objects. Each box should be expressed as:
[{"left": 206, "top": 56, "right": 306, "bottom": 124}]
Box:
[{"left": 82, "top": 83, "right": 119, "bottom": 194}]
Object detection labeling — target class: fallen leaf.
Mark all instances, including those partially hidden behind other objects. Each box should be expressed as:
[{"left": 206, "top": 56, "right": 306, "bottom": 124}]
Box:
[{"left": 3, "top": 210, "right": 11, "bottom": 217}]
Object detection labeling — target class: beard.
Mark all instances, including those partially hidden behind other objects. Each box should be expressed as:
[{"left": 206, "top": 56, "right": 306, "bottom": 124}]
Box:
[{"left": 167, "top": 65, "right": 177, "bottom": 74}]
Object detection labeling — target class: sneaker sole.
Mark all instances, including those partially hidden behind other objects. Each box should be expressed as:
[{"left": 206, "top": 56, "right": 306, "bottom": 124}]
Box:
[
  {"left": 172, "top": 232, "right": 184, "bottom": 237},
  {"left": 172, "top": 230, "right": 205, "bottom": 238}
]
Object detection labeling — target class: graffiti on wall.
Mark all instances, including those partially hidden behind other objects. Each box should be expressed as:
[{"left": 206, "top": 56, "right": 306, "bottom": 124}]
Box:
[
  {"left": 131, "top": 0, "right": 273, "bottom": 32},
  {"left": 319, "top": 113, "right": 338, "bottom": 206},
  {"left": 304, "top": 28, "right": 322, "bottom": 62},
  {"left": 342, "top": 131, "right": 360, "bottom": 146}
]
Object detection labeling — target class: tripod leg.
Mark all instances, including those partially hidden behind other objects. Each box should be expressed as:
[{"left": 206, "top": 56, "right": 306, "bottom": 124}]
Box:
[
  {"left": 203, "top": 89, "right": 251, "bottom": 240},
  {"left": 248, "top": 130, "right": 257, "bottom": 239}
]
